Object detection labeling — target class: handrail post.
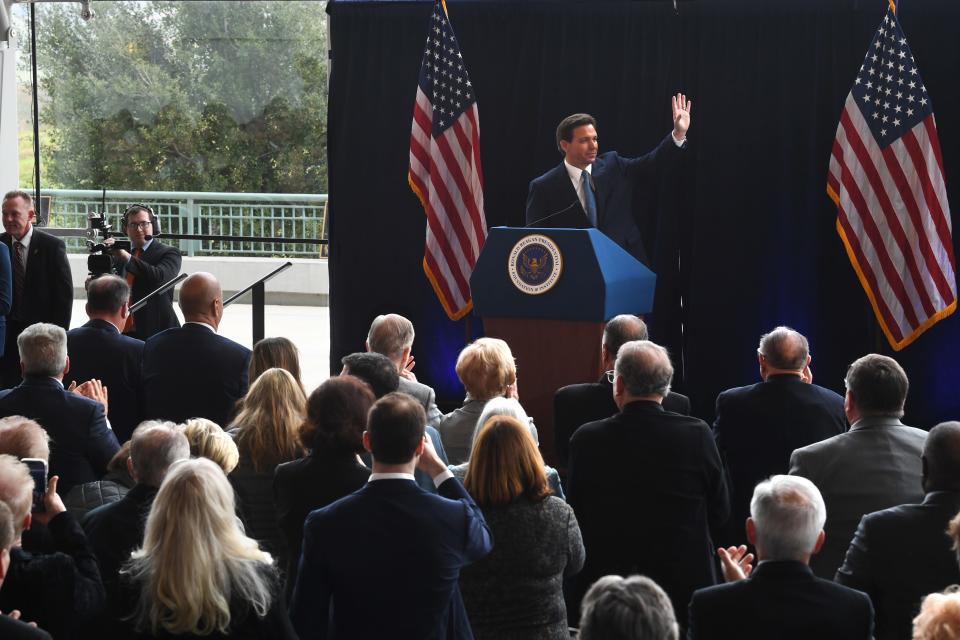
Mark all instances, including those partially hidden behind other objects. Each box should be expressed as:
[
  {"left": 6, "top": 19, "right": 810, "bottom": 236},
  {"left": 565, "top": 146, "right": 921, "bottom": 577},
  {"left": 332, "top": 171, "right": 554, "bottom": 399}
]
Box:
[{"left": 252, "top": 281, "right": 265, "bottom": 345}]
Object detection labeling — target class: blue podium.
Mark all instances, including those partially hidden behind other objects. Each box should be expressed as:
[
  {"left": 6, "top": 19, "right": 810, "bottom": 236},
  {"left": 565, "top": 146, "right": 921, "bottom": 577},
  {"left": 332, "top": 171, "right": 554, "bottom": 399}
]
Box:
[{"left": 470, "top": 227, "right": 656, "bottom": 465}]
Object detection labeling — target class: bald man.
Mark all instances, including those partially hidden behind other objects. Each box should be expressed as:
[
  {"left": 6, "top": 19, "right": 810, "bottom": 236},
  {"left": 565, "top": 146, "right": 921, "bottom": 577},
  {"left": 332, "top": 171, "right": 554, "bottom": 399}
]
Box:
[{"left": 141, "top": 273, "right": 251, "bottom": 427}]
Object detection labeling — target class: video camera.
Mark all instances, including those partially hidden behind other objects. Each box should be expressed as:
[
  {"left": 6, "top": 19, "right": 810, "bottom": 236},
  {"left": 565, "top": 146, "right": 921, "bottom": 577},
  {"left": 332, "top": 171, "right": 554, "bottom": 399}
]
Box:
[{"left": 86, "top": 211, "right": 131, "bottom": 278}]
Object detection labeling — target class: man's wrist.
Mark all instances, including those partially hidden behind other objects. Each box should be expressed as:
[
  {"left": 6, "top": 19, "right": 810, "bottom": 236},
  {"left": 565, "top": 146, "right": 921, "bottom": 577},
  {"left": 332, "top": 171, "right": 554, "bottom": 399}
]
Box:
[{"left": 432, "top": 468, "right": 454, "bottom": 487}]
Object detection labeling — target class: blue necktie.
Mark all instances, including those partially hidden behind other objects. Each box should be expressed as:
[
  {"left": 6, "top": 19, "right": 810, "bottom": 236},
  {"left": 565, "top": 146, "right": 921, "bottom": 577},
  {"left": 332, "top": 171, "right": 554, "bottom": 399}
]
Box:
[{"left": 581, "top": 170, "right": 597, "bottom": 227}]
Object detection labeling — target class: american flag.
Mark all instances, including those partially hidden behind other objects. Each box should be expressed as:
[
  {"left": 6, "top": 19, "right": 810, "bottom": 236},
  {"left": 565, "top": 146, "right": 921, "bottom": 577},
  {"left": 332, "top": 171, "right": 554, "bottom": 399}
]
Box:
[
  {"left": 827, "top": 4, "right": 956, "bottom": 350},
  {"left": 408, "top": 0, "right": 486, "bottom": 321}
]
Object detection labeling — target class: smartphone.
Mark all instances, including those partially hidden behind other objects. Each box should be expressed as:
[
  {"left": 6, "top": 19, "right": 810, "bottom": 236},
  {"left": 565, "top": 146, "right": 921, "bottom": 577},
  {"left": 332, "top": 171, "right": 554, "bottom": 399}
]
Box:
[{"left": 22, "top": 458, "right": 47, "bottom": 513}]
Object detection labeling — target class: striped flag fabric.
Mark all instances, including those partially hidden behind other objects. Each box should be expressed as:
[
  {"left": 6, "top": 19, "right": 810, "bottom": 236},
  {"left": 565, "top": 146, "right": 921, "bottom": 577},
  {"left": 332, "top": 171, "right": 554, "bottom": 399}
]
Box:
[
  {"left": 408, "top": 0, "right": 486, "bottom": 320},
  {"left": 827, "top": 2, "right": 956, "bottom": 350}
]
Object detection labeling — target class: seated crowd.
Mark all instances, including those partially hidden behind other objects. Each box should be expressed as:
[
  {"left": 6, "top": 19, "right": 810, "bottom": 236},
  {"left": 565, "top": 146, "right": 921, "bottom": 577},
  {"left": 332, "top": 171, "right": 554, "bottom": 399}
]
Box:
[{"left": 0, "top": 273, "right": 959, "bottom": 640}]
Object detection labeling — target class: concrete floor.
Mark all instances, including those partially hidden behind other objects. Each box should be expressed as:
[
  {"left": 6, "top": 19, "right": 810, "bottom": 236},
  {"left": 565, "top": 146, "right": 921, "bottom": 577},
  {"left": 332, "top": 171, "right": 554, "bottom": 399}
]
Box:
[{"left": 70, "top": 300, "right": 331, "bottom": 393}]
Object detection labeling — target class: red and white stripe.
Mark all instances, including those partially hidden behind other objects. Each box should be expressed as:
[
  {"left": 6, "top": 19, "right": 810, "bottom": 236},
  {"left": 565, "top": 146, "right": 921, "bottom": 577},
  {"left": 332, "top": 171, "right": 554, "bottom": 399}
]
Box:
[
  {"left": 828, "top": 92, "right": 956, "bottom": 348},
  {"left": 409, "top": 86, "right": 486, "bottom": 319}
]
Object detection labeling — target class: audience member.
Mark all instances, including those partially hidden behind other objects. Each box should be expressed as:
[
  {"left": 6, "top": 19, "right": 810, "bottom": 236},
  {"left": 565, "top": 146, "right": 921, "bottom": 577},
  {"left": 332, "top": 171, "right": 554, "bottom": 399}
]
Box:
[
  {"left": 366, "top": 313, "right": 442, "bottom": 426},
  {"left": 236, "top": 337, "right": 306, "bottom": 415},
  {"left": 178, "top": 418, "right": 239, "bottom": 474},
  {"left": 341, "top": 351, "right": 449, "bottom": 491},
  {"left": 0, "top": 323, "right": 119, "bottom": 493},
  {"left": 0, "top": 190, "right": 73, "bottom": 388},
  {"left": 440, "top": 337, "right": 524, "bottom": 464},
  {"left": 0, "top": 415, "right": 49, "bottom": 461},
  {"left": 119, "top": 457, "right": 296, "bottom": 638},
  {"left": 65, "top": 275, "right": 145, "bottom": 443},
  {"left": 790, "top": 353, "right": 926, "bottom": 578},
  {"left": 836, "top": 421, "right": 960, "bottom": 639},
  {"left": 578, "top": 575, "right": 679, "bottom": 640},
  {"left": 83, "top": 423, "right": 190, "bottom": 609},
  {"left": 63, "top": 441, "right": 135, "bottom": 519},
  {"left": 460, "top": 415, "right": 584, "bottom": 639},
  {"left": 449, "top": 396, "right": 564, "bottom": 499},
  {"left": 290, "top": 392, "right": 492, "bottom": 639},
  {"left": 142, "top": 272, "right": 251, "bottom": 428},
  {"left": 913, "top": 588, "right": 960, "bottom": 640},
  {"left": 227, "top": 368, "right": 304, "bottom": 559},
  {"left": 555, "top": 314, "right": 690, "bottom": 466},
  {"left": 0, "top": 455, "right": 105, "bottom": 639},
  {"left": 688, "top": 475, "right": 874, "bottom": 639},
  {"left": 712, "top": 326, "right": 846, "bottom": 546},
  {"left": 0, "top": 501, "right": 52, "bottom": 639},
  {"left": 566, "top": 340, "right": 729, "bottom": 620},
  {"left": 274, "top": 375, "right": 374, "bottom": 596}
]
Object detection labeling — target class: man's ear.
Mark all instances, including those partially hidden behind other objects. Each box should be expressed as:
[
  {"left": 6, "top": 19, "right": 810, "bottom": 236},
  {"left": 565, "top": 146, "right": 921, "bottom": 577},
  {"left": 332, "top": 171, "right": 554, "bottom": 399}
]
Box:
[
  {"left": 745, "top": 517, "right": 757, "bottom": 546},
  {"left": 63, "top": 355, "right": 70, "bottom": 377},
  {"left": 811, "top": 530, "right": 826, "bottom": 555},
  {"left": 364, "top": 339, "right": 371, "bottom": 353},
  {"left": 414, "top": 435, "right": 426, "bottom": 458},
  {"left": 362, "top": 431, "right": 372, "bottom": 454},
  {"left": 120, "top": 302, "right": 130, "bottom": 320},
  {"left": 22, "top": 512, "right": 32, "bottom": 533},
  {"left": 127, "top": 457, "right": 137, "bottom": 482}
]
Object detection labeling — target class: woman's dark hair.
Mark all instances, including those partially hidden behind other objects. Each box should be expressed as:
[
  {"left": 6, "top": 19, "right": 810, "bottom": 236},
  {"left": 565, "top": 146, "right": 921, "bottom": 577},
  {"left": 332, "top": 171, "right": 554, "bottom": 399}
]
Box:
[{"left": 299, "top": 376, "right": 375, "bottom": 454}]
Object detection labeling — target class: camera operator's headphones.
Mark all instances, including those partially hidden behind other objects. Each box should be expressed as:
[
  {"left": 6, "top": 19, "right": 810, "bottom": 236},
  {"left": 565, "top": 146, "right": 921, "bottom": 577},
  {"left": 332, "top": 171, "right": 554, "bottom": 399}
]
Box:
[{"left": 121, "top": 204, "right": 160, "bottom": 236}]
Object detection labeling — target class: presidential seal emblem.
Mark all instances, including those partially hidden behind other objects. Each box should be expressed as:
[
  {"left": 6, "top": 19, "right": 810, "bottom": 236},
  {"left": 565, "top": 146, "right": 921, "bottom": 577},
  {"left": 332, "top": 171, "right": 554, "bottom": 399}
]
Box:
[{"left": 508, "top": 234, "right": 563, "bottom": 295}]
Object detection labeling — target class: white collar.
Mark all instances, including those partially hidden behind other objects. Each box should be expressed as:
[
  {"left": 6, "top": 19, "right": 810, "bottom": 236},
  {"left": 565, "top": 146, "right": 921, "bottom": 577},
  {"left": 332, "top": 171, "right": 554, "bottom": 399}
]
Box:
[{"left": 368, "top": 472, "right": 416, "bottom": 482}]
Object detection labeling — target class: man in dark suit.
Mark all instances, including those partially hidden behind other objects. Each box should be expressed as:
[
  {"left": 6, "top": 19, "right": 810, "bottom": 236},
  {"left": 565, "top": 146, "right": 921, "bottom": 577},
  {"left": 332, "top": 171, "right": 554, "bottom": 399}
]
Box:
[
  {"left": 688, "top": 475, "right": 874, "bottom": 639},
  {"left": 106, "top": 204, "right": 182, "bottom": 340},
  {"left": 789, "top": 354, "right": 926, "bottom": 579},
  {"left": 836, "top": 421, "right": 960, "bottom": 640},
  {"left": 554, "top": 314, "right": 690, "bottom": 466},
  {"left": 65, "top": 276, "right": 144, "bottom": 443},
  {"left": 142, "top": 272, "right": 251, "bottom": 428},
  {"left": 524, "top": 95, "right": 690, "bottom": 265},
  {"left": 0, "top": 500, "right": 53, "bottom": 639},
  {"left": 290, "top": 392, "right": 492, "bottom": 640},
  {"left": 1, "top": 190, "right": 73, "bottom": 388},
  {"left": 83, "top": 422, "right": 189, "bottom": 637},
  {"left": 566, "top": 340, "right": 729, "bottom": 621},
  {"left": 712, "top": 326, "right": 846, "bottom": 547},
  {"left": 0, "top": 323, "right": 119, "bottom": 493}
]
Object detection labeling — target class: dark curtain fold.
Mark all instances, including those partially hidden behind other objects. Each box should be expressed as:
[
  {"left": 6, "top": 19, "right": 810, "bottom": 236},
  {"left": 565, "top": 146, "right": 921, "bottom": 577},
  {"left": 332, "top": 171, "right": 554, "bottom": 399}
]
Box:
[{"left": 328, "top": 0, "right": 960, "bottom": 426}]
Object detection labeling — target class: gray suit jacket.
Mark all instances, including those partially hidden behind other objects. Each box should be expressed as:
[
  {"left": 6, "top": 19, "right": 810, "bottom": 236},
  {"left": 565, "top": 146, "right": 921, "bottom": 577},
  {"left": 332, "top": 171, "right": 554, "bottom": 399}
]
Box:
[
  {"left": 789, "top": 416, "right": 926, "bottom": 579},
  {"left": 399, "top": 376, "right": 442, "bottom": 427}
]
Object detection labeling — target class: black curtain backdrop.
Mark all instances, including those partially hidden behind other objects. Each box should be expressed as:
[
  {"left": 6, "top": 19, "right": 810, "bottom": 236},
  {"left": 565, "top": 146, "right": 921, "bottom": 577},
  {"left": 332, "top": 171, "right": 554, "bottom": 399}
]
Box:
[{"left": 327, "top": 0, "right": 960, "bottom": 426}]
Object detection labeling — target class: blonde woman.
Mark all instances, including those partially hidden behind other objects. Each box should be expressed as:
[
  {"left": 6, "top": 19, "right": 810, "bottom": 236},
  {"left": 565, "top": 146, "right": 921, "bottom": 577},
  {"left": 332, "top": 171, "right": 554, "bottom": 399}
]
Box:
[
  {"left": 121, "top": 457, "right": 296, "bottom": 638},
  {"left": 227, "top": 368, "right": 305, "bottom": 560},
  {"left": 439, "top": 337, "right": 523, "bottom": 464},
  {"left": 178, "top": 418, "right": 239, "bottom": 475}
]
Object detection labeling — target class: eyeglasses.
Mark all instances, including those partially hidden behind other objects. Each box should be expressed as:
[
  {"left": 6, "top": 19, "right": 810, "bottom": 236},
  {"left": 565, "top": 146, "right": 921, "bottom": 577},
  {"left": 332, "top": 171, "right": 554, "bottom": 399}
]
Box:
[
  {"left": 605, "top": 370, "right": 615, "bottom": 383},
  {"left": 127, "top": 221, "right": 152, "bottom": 230}
]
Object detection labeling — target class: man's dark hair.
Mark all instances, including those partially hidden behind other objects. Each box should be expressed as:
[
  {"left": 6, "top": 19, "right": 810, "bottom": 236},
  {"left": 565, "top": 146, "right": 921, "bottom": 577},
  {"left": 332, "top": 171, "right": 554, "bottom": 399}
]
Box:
[
  {"left": 845, "top": 353, "right": 908, "bottom": 418},
  {"left": 341, "top": 352, "right": 399, "bottom": 398},
  {"left": 86, "top": 275, "right": 130, "bottom": 315},
  {"left": 603, "top": 315, "right": 649, "bottom": 362},
  {"left": 366, "top": 392, "right": 426, "bottom": 464},
  {"left": 923, "top": 422, "right": 960, "bottom": 492},
  {"left": 556, "top": 113, "right": 597, "bottom": 154}
]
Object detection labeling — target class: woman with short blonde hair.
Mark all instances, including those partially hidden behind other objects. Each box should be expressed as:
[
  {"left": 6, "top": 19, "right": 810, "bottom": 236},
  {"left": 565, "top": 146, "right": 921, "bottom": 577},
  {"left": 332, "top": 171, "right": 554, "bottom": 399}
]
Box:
[
  {"left": 122, "top": 457, "right": 296, "bottom": 638},
  {"left": 460, "top": 416, "right": 585, "bottom": 639},
  {"left": 179, "top": 418, "right": 239, "bottom": 474}
]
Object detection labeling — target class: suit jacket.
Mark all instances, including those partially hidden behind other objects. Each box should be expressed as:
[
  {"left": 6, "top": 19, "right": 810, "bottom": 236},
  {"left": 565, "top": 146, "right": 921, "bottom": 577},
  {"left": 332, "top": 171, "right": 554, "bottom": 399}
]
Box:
[
  {"left": 141, "top": 323, "right": 251, "bottom": 428},
  {"left": 789, "top": 416, "right": 927, "bottom": 579},
  {"left": 0, "top": 242, "right": 12, "bottom": 357},
  {"left": 114, "top": 240, "right": 182, "bottom": 340},
  {"left": 525, "top": 135, "right": 682, "bottom": 265},
  {"left": 687, "top": 560, "right": 874, "bottom": 639},
  {"left": 65, "top": 319, "right": 145, "bottom": 443},
  {"left": 399, "top": 376, "right": 442, "bottom": 426},
  {"left": 836, "top": 491, "right": 960, "bottom": 640},
  {"left": 290, "top": 476, "right": 493, "bottom": 640},
  {"left": 274, "top": 451, "right": 372, "bottom": 597},
  {"left": 0, "top": 615, "right": 52, "bottom": 640},
  {"left": 566, "top": 400, "right": 729, "bottom": 619},
  {"left": 0, "top": 376, "right": 119, "bottom": 493},
  {"left": 712, "top": 375, "right": 846, "bottom": 545},
  {"left": 554, "top": 376, "right": 690, "bottom": 467}
]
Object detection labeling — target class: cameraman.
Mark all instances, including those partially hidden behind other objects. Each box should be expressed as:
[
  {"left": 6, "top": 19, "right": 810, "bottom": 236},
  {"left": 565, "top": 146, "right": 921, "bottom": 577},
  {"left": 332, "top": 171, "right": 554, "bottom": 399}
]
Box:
[{"left": 105, "top": 205, "right": 182, "bottom": 340}]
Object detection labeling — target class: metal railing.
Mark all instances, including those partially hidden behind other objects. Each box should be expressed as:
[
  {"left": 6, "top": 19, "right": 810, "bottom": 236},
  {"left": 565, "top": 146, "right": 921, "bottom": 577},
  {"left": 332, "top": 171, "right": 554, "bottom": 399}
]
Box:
[{"left": 36, "top": 189, "right": 327, "bottom": 258}]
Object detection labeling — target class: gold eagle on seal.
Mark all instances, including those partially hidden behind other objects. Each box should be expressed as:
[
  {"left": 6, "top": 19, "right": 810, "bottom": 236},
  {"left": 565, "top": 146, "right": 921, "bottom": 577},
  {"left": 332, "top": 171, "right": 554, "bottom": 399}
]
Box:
[{"left": 519, "top": 248, "right": 550, "bottom": 282}]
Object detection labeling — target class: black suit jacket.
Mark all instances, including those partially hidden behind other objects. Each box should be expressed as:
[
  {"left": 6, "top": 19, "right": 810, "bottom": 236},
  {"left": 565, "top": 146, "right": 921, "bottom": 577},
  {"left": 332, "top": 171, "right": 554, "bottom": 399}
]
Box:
[
  {"left": 0, "top": 376, "right": 119, "bottom": 493},
  {"left": 66, "top": 319, "right": 145, "bottom": 443},
  {"left": 554, "top": 376, "right": 690, "bottom": 467},
  {"left": 290, "top": 477, "right": 493, "bottom": 640},
  {"left": 836, "top": 491, "right": 960, "bottom": 640},
  {"left": 273, "top": 452, "right": 371, "bottom": 596},
  {"left": 114, "top": 240, "right": 182, "bottom": 340},
  {"left": 688, "top": 561, "right": 874, "bottom": 639},
  {"left": 567, "top": 400, "right": 729, "bottom": 620},
  {"left": 712, "top": 375, "right": 846, "bottom": 545},
  {"left": 525, "top": 135, "right": 682, "bottom": 265},
  {"left": 0, "top": 615, "right": 52, "bottom": 640},
  {"left": 141, "top": 323, "right": 251, "bottom": 427}
]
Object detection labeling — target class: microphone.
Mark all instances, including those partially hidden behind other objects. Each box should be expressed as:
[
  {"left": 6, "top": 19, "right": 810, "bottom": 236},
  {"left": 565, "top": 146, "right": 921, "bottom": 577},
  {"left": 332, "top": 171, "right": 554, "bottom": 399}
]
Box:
[
  {"left": 525, "top": 199, "right": 583, "bottom": 228},
  {"left": 144, "top": 235, "right": 154, "bottom": 241}
]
